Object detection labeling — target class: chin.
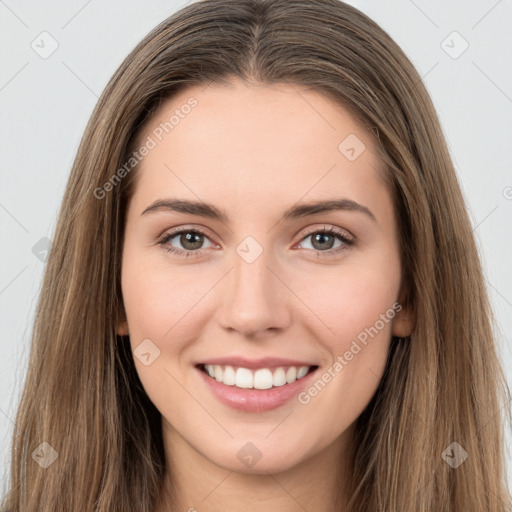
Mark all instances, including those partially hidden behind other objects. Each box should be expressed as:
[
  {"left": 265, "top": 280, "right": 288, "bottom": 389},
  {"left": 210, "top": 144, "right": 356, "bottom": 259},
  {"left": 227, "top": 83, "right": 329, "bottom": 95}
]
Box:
[{"left": 196, "top": 435, "right": 314, "bottom": 475}]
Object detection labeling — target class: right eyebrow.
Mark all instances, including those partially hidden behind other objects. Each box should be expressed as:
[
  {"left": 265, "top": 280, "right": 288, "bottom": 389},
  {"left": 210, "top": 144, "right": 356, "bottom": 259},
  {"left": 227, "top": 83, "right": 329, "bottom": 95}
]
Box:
[{"left": 141, "top": 199, "right": 228, "bottom": 222}]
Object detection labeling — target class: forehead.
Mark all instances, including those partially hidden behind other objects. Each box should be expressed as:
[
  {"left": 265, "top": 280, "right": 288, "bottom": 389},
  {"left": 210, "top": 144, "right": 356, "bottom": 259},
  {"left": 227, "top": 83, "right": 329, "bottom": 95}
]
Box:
[{"left": 128, "top": 80, "right": 390, "bottom": 222}]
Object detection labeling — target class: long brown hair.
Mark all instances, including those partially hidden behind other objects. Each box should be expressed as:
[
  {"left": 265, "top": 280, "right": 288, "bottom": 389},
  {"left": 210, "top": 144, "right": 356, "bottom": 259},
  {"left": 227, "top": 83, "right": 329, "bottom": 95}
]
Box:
[{"left": 2, "top": 0, "right": 510, "bottom": 510}]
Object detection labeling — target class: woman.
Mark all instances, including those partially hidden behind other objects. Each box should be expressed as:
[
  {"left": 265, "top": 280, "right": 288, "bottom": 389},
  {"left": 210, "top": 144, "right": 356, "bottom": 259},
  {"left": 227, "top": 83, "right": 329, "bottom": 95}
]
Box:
[{"left": 2, "top": 0, "right": 510, "bottom": 510}]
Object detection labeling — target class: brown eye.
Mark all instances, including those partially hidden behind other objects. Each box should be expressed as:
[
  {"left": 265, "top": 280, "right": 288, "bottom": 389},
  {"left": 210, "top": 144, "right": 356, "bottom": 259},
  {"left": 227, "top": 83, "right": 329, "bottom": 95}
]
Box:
[
  {"left": 158, "top": 228, "right": 214, "bottom": 256},
  {"left": 297, "top": 226, "right": 354, "bottom": 256},
  {"left": 309, "top": 232, "right": 337, "bottom": 250},
  {"left": 175, "top": 231, "right": 204, "bottom": 251}
]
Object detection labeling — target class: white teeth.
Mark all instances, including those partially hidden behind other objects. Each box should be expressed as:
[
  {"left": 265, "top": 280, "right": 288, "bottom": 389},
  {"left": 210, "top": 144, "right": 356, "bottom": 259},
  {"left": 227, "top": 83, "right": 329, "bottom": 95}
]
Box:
[
  {"left": 273, "top": 367, "right": 287, "bottom": 387},
  {"left": 235, "top": 367, "right": 253, "bottom": 388},
  {"left": 253, "top": 369, "right": 273, "bottom": 390},
  {"left": 297, "top": 366, "right": 309, "bottom": 379},
  {"left": 202, "top": 364, "right": 313, "bottom": 389},
  {"left": 285, "top": 366, "right": 297, "bottom": 383},
  {"left": 223, "top": 365, "right": 235, "bottom": 385}
]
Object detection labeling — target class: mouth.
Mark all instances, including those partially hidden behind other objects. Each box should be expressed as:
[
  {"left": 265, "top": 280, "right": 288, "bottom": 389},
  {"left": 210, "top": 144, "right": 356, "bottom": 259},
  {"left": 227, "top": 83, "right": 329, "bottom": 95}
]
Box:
[
  {"left": 197, "top": 363, "right": 318, "bottom": 389},
  {"left": 195, "top": 361, "right": 319, "bottom": 412}
]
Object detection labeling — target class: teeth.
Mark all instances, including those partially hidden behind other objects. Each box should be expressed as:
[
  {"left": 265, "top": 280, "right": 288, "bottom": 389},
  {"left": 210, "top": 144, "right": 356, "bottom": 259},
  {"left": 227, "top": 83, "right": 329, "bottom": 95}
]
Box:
[
  {"left": 235, "top": 367, "right": 253, "bottom": 388},
  {"left": 223, "top": 365, "right": 235, "bottom": 385},
  {"left": 203, "top": 364, "right": 312, "bottom": 389},
  {"left": 297, "top": 366, "right": 309, "bottom": 379},
  {"left": 253, "top": 369, "right": 273, "bottom": 389},
  {"left": 285, "top": 366, "right": 297, "bottom": 383},
  {"left": 273, "top": 367, "right": 287, "bottom": 387}
]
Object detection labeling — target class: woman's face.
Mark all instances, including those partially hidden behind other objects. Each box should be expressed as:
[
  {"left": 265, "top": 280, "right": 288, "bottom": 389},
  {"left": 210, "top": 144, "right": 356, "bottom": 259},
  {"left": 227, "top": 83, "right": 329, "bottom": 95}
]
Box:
[{"left": 119, "top": 79, "right": 413, "bottom": 474}]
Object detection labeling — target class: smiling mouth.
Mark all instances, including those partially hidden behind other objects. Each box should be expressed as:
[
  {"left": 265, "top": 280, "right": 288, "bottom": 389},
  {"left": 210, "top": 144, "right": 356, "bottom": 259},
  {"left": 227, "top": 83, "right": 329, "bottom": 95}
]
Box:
[{"left": 197, "top": 363, "right": 318, "bottom": 390}]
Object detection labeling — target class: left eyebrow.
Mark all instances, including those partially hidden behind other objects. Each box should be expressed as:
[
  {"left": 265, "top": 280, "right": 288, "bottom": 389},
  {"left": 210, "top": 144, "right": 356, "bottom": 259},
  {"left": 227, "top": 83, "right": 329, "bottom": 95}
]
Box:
[
  {"left": 281, "top": 199, "right": 377, "bottom": 224},
  {"left": 140, "top": 198, "right": 377, "bottom": 224}
]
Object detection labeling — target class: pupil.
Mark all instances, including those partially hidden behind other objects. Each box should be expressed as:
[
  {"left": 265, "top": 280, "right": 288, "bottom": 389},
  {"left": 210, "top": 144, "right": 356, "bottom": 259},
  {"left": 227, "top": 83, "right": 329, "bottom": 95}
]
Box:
[
  {"left": 182, "top": 232, "right": 202, "bottom": 250},
  {"left": 313, "top": 233, "right": 333, "bottom": 250}
]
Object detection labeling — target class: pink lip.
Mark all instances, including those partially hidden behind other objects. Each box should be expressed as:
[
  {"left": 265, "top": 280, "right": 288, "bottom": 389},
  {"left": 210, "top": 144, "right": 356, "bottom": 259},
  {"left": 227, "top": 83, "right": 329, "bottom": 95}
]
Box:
[
  {"left": 197, "top": 356, "right": 316, "bottom": 370},
  {"left": 196, "top": 365, "right": 318, "bottom": 412}
]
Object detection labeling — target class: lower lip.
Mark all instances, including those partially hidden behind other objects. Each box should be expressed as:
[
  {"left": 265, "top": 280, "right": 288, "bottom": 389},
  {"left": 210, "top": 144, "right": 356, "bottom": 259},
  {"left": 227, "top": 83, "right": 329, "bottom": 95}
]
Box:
[{"left": 196, "top": 366, "right": 318, "bottom": 412}]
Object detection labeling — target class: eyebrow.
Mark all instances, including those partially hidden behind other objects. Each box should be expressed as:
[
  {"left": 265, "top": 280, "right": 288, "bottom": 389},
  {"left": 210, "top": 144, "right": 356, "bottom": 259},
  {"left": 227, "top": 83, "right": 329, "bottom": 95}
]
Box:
[{"left": 141, "top": 198, "right": 377, "bottom": 224}]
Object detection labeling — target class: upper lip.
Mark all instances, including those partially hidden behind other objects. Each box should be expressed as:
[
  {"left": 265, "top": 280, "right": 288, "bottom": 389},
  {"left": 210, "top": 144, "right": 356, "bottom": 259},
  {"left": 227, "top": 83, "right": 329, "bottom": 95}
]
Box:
[{"left": 197, "top": 356, "right": 318, "bottom": 370}]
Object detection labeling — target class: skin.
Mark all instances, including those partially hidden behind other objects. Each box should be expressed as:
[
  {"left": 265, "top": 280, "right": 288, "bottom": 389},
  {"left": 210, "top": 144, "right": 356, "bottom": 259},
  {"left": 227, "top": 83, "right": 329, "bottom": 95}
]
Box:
[{"left": 117, "top": 79, "right": 414, "bottom": 512}]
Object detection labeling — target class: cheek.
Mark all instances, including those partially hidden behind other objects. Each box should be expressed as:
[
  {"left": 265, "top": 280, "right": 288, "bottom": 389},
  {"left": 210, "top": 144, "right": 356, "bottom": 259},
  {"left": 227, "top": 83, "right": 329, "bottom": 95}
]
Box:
[
  {"left": 120, "top": 257, "right": 203, "bottom": 410},
  {"left": 121, "top": 274, "right": 168, "bottom": 340},
  {"left": 303, "top": 304, "right": 398, "bottom": 427},
  {"left": 292, "top": 255, "right": 401, "bottom": 347},
  {"left": 291, "top": 252, "right": 400, "bottom": 412},
  {"left": 120, "top": 253, "right": 208, "bottom": 342}
]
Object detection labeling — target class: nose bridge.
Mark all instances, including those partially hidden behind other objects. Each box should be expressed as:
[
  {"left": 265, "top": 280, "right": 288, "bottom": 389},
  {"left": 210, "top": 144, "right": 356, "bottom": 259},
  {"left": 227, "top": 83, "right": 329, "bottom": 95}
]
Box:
[{"left": 217, "top": 236, "right": 291, "bottom": 336}]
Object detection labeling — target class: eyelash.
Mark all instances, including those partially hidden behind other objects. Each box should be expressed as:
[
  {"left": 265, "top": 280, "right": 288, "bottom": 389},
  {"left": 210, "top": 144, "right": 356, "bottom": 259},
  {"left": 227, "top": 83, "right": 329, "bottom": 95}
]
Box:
[{"left": 157, "top": 225, "right": 355, "bottom": 259}]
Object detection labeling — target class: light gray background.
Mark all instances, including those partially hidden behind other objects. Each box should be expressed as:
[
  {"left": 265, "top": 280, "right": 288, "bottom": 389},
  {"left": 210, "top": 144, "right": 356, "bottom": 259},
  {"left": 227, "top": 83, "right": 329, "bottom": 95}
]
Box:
[{"left": 1, "top": 0, "right": 511, "bottom": 497}]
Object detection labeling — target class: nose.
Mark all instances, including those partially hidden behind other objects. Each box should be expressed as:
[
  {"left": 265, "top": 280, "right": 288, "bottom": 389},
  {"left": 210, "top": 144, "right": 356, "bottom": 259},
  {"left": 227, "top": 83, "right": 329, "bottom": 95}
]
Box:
[{"left": 216, "top": 244, "right": 292, "bottom": 338}]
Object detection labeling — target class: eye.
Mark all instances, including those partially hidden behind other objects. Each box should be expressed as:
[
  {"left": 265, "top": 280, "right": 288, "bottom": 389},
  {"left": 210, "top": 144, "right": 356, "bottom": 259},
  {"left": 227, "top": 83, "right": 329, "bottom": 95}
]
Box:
[
  {"left": 157, "top": 227, "right": 215, "bottom": 257},
  {"left": 296, "top": 225, "right": 354, "bottom": 256}
]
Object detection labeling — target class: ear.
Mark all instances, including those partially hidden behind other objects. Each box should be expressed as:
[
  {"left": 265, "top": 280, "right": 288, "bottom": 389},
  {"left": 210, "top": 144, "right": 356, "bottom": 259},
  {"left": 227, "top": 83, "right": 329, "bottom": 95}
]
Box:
[{"left": 392, "top": 288, "right": 415, "bottom": 338}]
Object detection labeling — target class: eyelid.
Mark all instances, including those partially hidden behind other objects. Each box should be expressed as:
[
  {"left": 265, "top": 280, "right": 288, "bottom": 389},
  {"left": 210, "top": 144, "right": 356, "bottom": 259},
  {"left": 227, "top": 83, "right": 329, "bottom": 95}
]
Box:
[
  {"left": 157, "top": 224, "right": 217, "bottom": 243},
  {"left": 297, "top": 224, "right": 354, "bottom": 243}
]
